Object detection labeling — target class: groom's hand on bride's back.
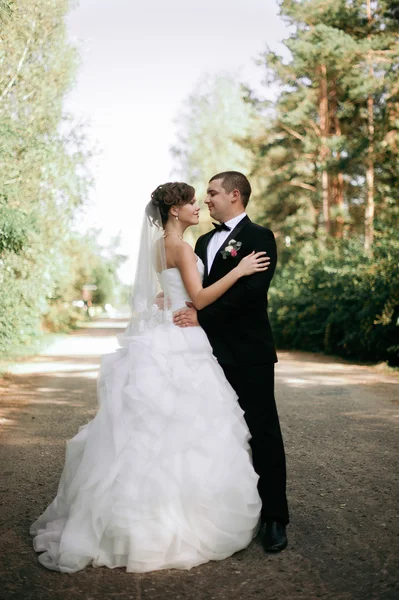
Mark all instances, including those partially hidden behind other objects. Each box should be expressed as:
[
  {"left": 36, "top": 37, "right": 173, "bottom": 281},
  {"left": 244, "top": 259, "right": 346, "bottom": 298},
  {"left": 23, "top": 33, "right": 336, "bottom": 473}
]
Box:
[{"left": 173, "top": 302, "right": 199, "bottom": 327}]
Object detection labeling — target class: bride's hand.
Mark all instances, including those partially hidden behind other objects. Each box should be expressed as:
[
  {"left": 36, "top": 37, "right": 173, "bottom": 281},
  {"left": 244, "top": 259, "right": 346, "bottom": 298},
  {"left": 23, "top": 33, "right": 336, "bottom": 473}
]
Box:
[{"left": 235, "top": 251, "right": 270, "bottom": 277}]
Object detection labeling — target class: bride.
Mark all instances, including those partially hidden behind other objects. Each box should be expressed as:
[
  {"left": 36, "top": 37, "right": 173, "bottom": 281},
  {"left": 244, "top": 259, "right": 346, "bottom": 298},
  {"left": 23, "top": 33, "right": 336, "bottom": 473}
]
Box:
[{"left": 30, "top": 182, "right": 270, "bottom": 573}]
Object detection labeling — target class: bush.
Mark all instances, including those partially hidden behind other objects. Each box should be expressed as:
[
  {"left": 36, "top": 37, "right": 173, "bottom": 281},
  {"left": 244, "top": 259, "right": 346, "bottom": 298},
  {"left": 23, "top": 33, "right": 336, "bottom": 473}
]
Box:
[
  {"left": 42, "top": 301, "right": 86, "bottom": 333},
  {"left": 269, "top": 237, "right": 399, "bottom": 365}
]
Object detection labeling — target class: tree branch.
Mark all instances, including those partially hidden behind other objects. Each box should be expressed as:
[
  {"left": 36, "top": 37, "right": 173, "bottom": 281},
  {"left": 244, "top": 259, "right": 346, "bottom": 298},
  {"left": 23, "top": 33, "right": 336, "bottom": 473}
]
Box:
[
  {"left": 0, "top": 20, "right": 36, "bottom": 103},
  {"left": 280, "top": 124, "right": 305, "bottom": 141},
  {"left": 288, "top": 180, "right": 317, "bottom": 192},
  {"left": 306, "top": 119, "right": 321, "bottom": 137}
]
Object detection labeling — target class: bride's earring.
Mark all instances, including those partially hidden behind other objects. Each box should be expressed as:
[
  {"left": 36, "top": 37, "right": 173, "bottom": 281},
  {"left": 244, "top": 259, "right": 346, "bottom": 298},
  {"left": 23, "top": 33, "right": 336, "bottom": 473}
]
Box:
[{"left": 175, "top": 215, "right": 179, "bottom": 221}]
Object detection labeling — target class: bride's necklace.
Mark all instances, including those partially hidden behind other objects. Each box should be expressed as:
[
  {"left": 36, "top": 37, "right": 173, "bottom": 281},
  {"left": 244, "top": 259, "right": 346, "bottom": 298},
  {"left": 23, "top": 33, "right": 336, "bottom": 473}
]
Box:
[{"left": 163, "top": 232, "right": 184, "bottom": 241}]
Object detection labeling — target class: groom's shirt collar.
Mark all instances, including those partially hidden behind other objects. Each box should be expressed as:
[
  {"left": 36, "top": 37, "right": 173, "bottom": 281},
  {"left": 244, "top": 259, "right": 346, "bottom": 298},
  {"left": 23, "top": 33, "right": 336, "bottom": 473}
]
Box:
[
  {"left": 207, "top": 212, "right": 247, "bottom": 270},
  {"left": 224, "top": 212, "right": 247, "bottom": 230}
]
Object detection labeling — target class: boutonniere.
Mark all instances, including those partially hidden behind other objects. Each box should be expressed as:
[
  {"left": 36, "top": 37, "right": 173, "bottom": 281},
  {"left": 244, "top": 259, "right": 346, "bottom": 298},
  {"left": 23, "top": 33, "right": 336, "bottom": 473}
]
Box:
[{"left": 221, "top": 239, "right": 242, "bottom": 259}]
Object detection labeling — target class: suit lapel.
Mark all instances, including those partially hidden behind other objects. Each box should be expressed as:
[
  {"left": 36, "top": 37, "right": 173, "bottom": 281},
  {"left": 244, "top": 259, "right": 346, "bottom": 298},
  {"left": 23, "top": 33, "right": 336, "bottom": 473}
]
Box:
[
  {"left": 202, "top": 229, "right": 217, "bottom": 282},
  {"left": 209, "top": 215, "right": 251, "bottom": 278}
]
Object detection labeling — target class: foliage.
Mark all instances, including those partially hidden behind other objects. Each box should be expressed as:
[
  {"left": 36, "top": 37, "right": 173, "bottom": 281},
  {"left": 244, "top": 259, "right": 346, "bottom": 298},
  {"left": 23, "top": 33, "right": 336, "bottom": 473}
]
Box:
[
  {"left": 171, "top": 0, "right": 399, "bottom": 364},
  {"left": 42, "top": 301, "right": 85, "bottom": 333},
  {"left": 0, "top": 0, "right": 86, "bottom": 353},
  {"left": 248, "top": 0, "right": 399, "bottom": 243},
  {"left": 0, "top": 0, "right": 12, "bottom": 24},
  {"left": 172, "top": 73, "right": 258, "bottom": 233},
  {"left": 256, "top": 0, "right": 399, "bottom": 363},
  {"left": 269, "top": 237, "right": 399, "bottom": 364},
  {"left": 0, "top": 0, "right": 126, "bottom": 355},
  {"left": 0, "top": 206, "right": 35, "bottom": 253},
  {"left": 47, "top": 230, "right": 127, "bottom": 307}
]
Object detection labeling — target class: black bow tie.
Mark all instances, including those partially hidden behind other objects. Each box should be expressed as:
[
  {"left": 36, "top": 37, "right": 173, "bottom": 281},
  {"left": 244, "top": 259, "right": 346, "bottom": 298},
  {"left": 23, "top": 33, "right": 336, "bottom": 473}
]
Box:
[{"left": 212, "top": 222, "right": 231, "bottom": 232}]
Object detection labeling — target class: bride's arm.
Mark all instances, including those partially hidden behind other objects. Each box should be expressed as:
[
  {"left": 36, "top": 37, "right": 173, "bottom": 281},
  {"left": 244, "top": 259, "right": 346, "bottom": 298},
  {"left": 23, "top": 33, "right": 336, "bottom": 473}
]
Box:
[{"left": 175, "top": 243, "right": 269, "bottom": 311}]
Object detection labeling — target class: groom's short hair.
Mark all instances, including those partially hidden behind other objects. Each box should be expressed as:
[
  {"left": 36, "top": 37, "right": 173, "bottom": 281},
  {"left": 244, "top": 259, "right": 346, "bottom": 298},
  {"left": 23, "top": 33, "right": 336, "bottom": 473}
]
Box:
[{"left": 209, "top": 171, "right": 251, "bottom": 207}]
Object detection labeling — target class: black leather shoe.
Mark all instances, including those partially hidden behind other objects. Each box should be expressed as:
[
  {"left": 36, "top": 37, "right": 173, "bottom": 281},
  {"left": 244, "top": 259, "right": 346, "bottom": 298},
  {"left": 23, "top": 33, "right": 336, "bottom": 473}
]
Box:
[{"left": 259, "top": 520, "right": 287, "bottom": 552}]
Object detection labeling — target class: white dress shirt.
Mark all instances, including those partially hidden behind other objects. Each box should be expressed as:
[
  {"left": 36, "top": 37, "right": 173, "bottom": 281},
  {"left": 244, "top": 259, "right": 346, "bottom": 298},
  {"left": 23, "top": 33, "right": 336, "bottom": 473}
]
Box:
[{"left": 207, "top": 212, "right": 247, "bottom": 271}]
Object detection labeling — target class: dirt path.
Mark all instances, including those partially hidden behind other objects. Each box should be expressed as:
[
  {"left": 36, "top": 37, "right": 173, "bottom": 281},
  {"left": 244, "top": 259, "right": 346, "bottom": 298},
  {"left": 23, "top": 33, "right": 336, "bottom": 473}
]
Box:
[{"left": 1, "top": 319, "right": 398, "bottom": 600}]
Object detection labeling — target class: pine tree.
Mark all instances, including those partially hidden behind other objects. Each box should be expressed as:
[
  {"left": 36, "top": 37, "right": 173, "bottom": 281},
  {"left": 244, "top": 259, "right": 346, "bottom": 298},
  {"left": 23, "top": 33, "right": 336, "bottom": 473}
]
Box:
[
  {"left": 169, "top": 0, "right": 399, "bottom": 361},
  {"left": 249, "top": 0, "right": 398, "bottom": 245}
]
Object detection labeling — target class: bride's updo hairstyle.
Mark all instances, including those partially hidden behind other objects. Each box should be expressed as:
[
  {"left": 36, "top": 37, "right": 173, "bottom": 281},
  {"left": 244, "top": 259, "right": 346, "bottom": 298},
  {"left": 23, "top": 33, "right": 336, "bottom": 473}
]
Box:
[{"left": 147, "top": 182, "right": 195, "bottom": 228}]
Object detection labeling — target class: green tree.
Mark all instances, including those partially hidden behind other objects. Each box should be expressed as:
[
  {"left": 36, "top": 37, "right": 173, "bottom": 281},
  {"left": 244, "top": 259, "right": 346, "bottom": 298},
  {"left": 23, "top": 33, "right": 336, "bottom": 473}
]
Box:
[
  {"left": 43, "top": 230, "right": 127, "bottom": 332},
  {"left": 249, "top": 0, "right": 399, "bottom": 246},
  {"left": 0, "top": 0, "right": 93, "bottom": 352},
  {"left": 246, "top": 0, "right": 399, "bottom": 363},
  {"left": 172, "top": 73, "right": 257, "bottom": 233},
  {"left": 170, "top": 1, "right": 399, "bottom": 363}
]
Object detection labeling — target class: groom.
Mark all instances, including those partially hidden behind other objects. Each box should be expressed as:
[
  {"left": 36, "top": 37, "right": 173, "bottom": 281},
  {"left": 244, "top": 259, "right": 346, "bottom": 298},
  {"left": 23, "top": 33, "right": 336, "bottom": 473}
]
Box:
[{"left": 173, "top": 171, "right": 289, "bottom": 552}]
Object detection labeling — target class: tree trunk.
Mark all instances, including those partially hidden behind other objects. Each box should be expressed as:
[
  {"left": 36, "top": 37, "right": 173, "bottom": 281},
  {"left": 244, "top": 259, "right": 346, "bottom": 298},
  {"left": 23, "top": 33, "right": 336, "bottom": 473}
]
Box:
[
  {"left": 365, "top": 0, "right": 375, "bottom": 254},
  {"left": 319, "top": 63, "right": 330, "bottom": 234},
  {"left": 330, "top": 81, "right": 344, "bottom": 238}
]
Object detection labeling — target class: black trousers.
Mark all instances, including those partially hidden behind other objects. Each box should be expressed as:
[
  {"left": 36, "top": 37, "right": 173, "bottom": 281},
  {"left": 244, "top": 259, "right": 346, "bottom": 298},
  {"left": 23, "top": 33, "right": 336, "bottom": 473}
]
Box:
[{"left": 221, "top": 363, "right": 289, "bottom": 525}]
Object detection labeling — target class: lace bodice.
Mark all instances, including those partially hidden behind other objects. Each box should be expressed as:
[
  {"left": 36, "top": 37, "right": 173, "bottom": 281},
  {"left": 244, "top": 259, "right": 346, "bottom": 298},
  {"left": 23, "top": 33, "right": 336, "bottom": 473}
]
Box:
[{"left": 158, "top": 255, "right": 205, "bottom": 312}]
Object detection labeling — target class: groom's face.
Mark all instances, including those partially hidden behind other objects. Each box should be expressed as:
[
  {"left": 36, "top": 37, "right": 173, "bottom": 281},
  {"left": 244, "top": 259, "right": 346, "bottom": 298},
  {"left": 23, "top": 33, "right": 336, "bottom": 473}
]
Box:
[{"left": 205, "top": 179, "right": 232, "bottom": 223}]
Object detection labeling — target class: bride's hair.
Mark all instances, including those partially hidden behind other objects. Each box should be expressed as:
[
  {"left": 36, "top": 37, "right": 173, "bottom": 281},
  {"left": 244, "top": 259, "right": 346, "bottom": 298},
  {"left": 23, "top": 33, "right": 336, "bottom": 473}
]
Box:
[{"left": 148, "top": 182, "right": 195, "bottom": 227}]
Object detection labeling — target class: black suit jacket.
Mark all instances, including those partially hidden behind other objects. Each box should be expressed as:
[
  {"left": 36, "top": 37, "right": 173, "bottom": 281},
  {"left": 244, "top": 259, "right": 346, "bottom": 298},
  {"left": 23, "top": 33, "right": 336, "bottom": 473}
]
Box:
[{"left": 195, "top": 215, "right": 278, "bottom": 366}]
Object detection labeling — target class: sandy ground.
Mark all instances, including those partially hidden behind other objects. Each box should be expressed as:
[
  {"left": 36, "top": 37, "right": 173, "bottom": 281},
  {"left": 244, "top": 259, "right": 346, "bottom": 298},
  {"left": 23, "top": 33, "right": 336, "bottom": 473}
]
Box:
[{"left": 0, "top": 318, "right": 398, "bottom": 600}]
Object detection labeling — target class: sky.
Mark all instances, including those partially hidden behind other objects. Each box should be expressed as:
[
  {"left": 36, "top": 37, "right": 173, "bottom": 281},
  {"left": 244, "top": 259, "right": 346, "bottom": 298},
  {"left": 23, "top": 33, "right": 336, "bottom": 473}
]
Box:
[{"left": 66, "top": 0, "right": 290, "bottom": 282}]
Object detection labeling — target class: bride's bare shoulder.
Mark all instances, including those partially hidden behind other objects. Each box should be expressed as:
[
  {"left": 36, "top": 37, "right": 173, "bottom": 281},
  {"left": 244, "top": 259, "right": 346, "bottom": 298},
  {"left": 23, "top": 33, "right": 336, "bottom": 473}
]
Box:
[
  {"left": 163, "top": 237, "right": 195, "bottom": 269},
  {"left": 172, "top": 240, "right": 196, "bottom": 261}
]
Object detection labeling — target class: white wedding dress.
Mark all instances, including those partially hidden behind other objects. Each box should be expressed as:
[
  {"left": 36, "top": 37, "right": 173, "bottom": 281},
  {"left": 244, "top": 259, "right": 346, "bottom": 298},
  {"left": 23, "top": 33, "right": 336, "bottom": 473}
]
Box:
[{"left": 30, "top": 256, "right": 261, "bottom": 573}]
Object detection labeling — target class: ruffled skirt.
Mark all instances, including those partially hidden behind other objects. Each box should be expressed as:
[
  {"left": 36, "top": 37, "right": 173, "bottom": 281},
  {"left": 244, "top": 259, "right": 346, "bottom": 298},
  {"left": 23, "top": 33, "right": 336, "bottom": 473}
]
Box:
[{"left": 30, "top": 323, "right": 261, "bottom": 573}]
